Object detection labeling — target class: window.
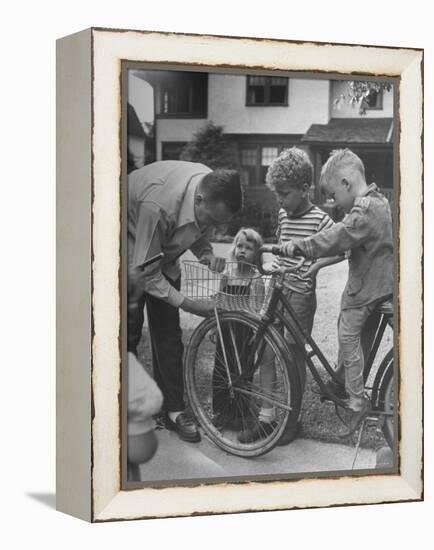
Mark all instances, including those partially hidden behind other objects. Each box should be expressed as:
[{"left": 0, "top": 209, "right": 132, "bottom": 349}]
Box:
[
  {"left": 261, "top": 147, "right": 279, "bottom": 166},
  {"left": 260, "top": 147, "right": 280, "bottom": 184},
  {"left": 240, "top": 144, "right": 295, "bottom": 186},
  {"left": 241, "top": 148, "right": 257, "bottom": 166},
  {"left": 162, "top": 142, "right": 187, "bottom": 160},
  {"left": 240, "top": 147, "right": 258, "bottom": 186},
  {"left": 246, "top": 76, "right": 288, "bottom": 106},
  {"left": 159, "top": 72, "right": 208, "bottom": 117},
  {"left": 363, "top": 88, "right": 384, "bottom": 110}
]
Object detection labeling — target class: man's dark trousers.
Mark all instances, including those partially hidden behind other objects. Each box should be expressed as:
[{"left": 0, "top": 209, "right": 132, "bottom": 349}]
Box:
[{"left": 128, "top": 275, "right": 185, "bottom": 413}]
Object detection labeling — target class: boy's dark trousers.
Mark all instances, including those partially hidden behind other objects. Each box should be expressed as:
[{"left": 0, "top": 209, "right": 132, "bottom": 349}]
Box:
[{"left": 127, "top": 275, "right": 185, "bottom": 413}]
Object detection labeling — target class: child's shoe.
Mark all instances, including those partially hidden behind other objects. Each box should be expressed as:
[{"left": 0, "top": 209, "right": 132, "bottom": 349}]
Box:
[
  {"left": 323, "top": 379, "right": 347, "bottom": 400},
  {"left": 339, "top": 397, "right": 371, "bottom": 438}
]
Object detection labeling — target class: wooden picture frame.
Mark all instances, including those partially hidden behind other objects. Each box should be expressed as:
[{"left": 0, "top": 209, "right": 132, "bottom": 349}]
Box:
[{"left": 56, "top": 27, "right": 423, "bottom": 522}]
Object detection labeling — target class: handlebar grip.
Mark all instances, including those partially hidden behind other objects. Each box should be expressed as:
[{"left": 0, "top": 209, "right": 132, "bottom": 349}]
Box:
[
  {"left": 270, "top": 245, "right": 282, "bottom": 256},
  {"left": 255, "top": 245, "right": 277, "bottom": 275},
  {"left": 255, "top": 245, "right": 306, "bottom": 275},
  {"left": 257, "top": 244, "right": 282, "bottom": 255}
]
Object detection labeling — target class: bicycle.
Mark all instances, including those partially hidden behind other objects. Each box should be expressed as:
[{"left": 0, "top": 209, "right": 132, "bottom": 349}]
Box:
[{"left": 183, "top": 245, "right": 395, "bottom": 458}]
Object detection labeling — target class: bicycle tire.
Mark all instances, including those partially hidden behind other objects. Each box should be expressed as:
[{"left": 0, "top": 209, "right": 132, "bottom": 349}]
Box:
[
  {"left": 372, "top": 349, "right": 394, "bottom": 447},
  {"left": 184, "top": 311, "right": 301, "bottom": 457}
]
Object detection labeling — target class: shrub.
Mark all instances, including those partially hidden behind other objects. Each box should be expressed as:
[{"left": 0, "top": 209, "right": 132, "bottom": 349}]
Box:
[
  {"left": 180, "top": 121, "right": 238, "bottom": 169},
  {"left": 226, "top": 195, "right": 278, "bottom": 240}
]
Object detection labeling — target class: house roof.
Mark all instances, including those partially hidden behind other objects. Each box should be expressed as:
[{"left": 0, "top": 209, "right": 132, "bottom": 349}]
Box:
[
  {"left": 128, "top": 103, "right": 146, "bottom": 138},
  {"left": 301, "top": 118, "right": 393, "bottom": 145}
]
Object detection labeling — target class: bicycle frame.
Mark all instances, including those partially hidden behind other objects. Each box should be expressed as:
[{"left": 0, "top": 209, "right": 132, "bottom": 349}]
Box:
[{"left": 240, "top": 271, "right": 392, "bottom": 412}]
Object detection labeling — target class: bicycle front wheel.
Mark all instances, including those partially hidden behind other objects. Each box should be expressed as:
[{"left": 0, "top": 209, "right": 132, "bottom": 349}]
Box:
[{"left": 184, "top": 311, "right": 301, "bottom": 457}]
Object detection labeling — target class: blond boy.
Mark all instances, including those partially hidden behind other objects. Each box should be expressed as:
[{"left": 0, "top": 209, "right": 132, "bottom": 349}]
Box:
[{"left": 283, "top": 149, "right": 393, "bottom": 433}]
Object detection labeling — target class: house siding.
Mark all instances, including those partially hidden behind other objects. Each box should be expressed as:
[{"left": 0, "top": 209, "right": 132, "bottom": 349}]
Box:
[
  {"left": 208, "top": 75, "right": 330, "bottom": 134},
  {"left": 139, "top": 72, "right": 394, "bottom": 231},
  {"left": 156, "top": 118, "right": 206, "bottom": 160}
]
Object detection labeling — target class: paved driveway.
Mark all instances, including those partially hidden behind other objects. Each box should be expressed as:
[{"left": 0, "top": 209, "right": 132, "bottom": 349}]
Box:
[{"left": 138, "top": 429, "right": 378, "bottom": 483}]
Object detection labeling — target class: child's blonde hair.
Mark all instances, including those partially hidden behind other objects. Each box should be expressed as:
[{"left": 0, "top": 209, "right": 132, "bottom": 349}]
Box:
[
  {"left": 229, "top": 228, "right": 263, "bottom": 261},
  {"left": 320, "top": 148, "right": 366, "bottom": 188}
]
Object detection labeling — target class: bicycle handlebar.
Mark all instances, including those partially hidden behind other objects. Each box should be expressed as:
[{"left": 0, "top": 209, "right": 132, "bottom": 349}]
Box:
[{"left": 255, "top": 244, "right": 305, "bottom": 276}]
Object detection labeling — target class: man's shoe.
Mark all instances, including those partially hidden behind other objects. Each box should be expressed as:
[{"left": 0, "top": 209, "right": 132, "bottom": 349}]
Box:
[
  {"left": 339, "top": 399, "right": 371, "bottom": 438},
  {"left": 277, "top": 420, "right": 301, "bottom": 446},
  {"left": 237, "top": 420, "right": 276, "bottom": 444},
  {"left": 165, "top": 413, "right": 201, "bottom": 443}
]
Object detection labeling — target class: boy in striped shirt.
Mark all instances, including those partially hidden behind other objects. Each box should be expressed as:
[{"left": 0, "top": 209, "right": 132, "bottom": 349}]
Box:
[{"left": 239, "top": 147, "right": 343, "bottom": 445}]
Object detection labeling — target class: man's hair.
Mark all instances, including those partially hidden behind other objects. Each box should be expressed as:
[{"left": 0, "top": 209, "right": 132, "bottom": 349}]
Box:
[
  {"left": 265, "top": 147, "right": 313, "bottom": 191},
  {"left": 320, "top": 149, "right": 366, "bottom": 188},
  {"left": 201, "top": 169, "right": 243, "bottom": 213},
  {"left": 229, "top": 227, "right": 263, "bottom": 261}
]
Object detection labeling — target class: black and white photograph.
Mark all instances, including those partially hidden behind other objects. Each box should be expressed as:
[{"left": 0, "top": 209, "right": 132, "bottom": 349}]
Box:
[
  {"left": 54, "top": 26, "right": 423, "bottom": 522},
  {"left": 124, "top": 66, "right": 396, "bottom": 485}
]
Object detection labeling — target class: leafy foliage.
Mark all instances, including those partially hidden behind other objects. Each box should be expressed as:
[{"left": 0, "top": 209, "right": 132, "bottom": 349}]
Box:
[
  {"left": 180, "top": 121, "right": 238, "bottom": 169},
  {"left": 226, "top": 195, "right": 278, "bottom": 240},
  {"left": 180, "top": 121, "right": 279, "bottom": 239},
  {"left": 334, "top": 81, "right": 393, "bottom": 115}
]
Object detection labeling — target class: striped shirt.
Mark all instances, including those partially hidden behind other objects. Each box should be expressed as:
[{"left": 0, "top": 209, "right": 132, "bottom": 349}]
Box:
[{"left": 274, "top": 205, "right": 335, "bottom": 294}]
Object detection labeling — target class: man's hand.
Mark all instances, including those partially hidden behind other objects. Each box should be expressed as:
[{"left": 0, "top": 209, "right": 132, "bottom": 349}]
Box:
[
  {"left": 199, "top": 253, "right": 226, "bottom": 273},
  {"left": 180, "top": 297, "right": 215, "bottom": 317}
]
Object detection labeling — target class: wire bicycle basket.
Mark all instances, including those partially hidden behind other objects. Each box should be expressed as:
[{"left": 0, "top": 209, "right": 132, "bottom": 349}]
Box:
[{"left": 183, "top": 261, "right": 271, "bottom": 315}]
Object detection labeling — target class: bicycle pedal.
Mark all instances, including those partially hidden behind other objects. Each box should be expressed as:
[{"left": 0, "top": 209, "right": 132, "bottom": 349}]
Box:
[{"left": 312, "top": 388, "right": 333, "bottom": 403}]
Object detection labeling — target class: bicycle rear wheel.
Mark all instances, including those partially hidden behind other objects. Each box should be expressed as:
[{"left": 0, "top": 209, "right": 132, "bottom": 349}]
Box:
[
  {"left": 372, "top": 350, "right": 394, "bottom": 447},
  {"left": 184, "top": 311, "right": 301, "bottom": 457}
]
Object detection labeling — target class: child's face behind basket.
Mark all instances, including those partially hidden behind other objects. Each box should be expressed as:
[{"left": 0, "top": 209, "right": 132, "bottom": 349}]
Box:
[{"left": 234, "top": 234, "right": 256, "bottom": 264}]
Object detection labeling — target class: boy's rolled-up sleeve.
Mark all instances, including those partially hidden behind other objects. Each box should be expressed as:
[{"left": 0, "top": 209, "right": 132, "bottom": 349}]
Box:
[
  {"left": 130, "top": 201, "right": 184, "bottom": 307},
  {"left": 294, "top": 202, "right": 374, "bottom": 260}
]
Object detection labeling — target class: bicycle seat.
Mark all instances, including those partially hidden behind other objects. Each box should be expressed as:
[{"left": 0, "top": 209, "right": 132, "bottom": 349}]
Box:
[{"left": 375, "top": 299, "right": 393, "bottom": 317}]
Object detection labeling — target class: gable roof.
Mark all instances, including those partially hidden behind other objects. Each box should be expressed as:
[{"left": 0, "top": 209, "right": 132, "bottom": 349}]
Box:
[
  {"left": 128, "top": 103, "right": 146, "bottom": 138},
  {"left": 302, "top": 118, "right": 393, "bottom": 144}
]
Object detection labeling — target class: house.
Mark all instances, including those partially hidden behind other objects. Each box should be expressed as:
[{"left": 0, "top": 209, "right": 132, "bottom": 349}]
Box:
[
  {"left": 131, "top": 70, "right": 394, "bottom": 229},
  {"left": 127, "top": 103, "right": 146, "bottom": 172}
]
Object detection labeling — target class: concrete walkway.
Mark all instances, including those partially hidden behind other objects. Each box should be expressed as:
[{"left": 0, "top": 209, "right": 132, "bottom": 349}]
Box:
[{"left": 138, "top": 428, "right": 377, "bottom": 483}]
